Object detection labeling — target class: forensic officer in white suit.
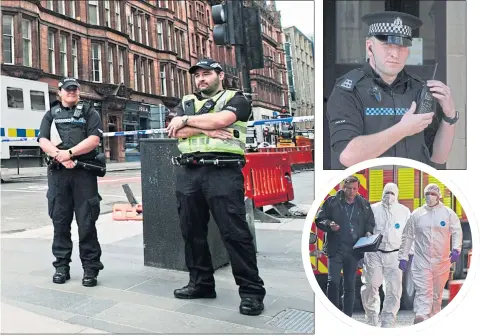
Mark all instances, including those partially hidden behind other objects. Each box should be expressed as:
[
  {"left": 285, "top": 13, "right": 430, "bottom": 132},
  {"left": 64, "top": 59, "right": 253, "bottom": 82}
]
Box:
[
  {"left": 361, "top": 183, "right": 411, "bottom": 327},
  {"left": 398, "top": 183, "right": 462, "bottom": 324}
]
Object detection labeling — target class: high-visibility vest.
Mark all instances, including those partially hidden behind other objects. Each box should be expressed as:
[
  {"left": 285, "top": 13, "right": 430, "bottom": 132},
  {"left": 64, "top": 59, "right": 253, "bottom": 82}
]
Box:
[{"left": 177, "top": 89, "right": 247, "bottom": 156}]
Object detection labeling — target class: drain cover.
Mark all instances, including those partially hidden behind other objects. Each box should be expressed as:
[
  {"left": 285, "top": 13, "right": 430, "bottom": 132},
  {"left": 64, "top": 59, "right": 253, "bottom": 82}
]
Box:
[{"left": 267, "top": 308, "right": 314, "bottom": 333}]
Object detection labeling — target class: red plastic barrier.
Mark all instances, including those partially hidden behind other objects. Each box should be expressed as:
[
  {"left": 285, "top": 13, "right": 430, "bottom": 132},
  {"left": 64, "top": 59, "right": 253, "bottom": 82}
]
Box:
[
  {"left": 258, "top": 146, "right": 313, "bottom": 166},
  {"left": 242, "top": 152, "right": 294, "bottom": 208}
]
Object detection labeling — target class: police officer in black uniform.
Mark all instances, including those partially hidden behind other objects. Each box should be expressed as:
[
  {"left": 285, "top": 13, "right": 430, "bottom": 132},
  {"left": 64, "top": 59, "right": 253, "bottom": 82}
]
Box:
[
  {"left": 38, "top": 77, "right": 104, "bottom": 287},
  {"left": 327, "top": 11, "right": 459, "bottom": 169},
  {"left": 166, "top": 59, "right": 266, "bottom": 316}
]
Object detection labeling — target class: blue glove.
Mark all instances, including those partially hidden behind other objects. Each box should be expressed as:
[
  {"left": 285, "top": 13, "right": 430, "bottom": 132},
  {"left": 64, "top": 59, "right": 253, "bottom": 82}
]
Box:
[
  {"left": 399, "top": 260, "right": 408, "bottom": 272},
  {"left": 450, "top": 249, "right": 460, "bottom": 263}
]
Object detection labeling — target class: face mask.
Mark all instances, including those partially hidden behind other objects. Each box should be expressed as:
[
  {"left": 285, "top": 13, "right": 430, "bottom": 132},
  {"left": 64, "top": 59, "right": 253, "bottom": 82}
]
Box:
[
  {"left": 425, "top": 195, "right": 438, "bottom": 207},
  {"left": 383, "top": 194, "right": 395, "bottom": 205}
]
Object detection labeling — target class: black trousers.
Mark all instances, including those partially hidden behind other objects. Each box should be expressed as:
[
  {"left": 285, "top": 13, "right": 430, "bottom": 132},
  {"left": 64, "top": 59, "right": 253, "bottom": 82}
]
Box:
[
  {"left": 326, "top": 247, "right": 359, "bottom": 317},
  {"left": 47, "top": 167, "right": 104, "bottom": 272},
  {"left": 176, "top": 164, "right": 266, "bottom": 301}
]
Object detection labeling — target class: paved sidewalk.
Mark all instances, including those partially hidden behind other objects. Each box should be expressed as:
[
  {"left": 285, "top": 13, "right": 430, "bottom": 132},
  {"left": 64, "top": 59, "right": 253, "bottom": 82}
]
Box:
[
  {"left": 1, "top": 216, "right": 314, "bottom": 334},
  {"left": 1, "top": 302, "right": 108, "bottom": 334},
  {"left": 1, "top": 161, "right": 140, "bottom": 181}
]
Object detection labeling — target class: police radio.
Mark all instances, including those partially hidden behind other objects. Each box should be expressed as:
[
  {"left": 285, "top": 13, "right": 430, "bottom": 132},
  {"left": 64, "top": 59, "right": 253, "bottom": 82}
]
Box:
[{"left": 415, "top": 63, "right": 438, "bottom": 114}]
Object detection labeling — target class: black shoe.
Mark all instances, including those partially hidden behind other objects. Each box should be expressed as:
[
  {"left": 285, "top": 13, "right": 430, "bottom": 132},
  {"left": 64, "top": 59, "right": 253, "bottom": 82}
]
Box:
[
  {"left": 82, "top": 270, "right": 98, "bottom": 287},
  {"left": 239, "top": 297, "right": 264, "bottom": 316},
  {"left": 52, "top": 270, "right": 70, "bottom": 284},
  {"left": 173, "top": 285, "right": 216, "bottom": 299}
]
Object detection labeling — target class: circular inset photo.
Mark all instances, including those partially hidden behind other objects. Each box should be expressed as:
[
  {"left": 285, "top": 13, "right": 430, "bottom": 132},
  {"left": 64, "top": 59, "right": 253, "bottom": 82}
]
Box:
[{"left": 305, "top": 161, "right": 475, "bottom": 329}]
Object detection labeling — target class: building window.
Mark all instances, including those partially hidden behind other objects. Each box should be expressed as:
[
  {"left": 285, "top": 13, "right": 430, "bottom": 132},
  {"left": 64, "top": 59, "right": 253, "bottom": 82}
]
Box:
[
  {"left": 108, "top": 46, "right": 114, "bottom": 83},
  {"left": 105, "top": 0, "right": 111, "bottom": 27},
  {"left": 167, "top": 22, "right": 171, "bottom": 50},
  {"left": 22, "top": 19, "right": 32, "bottom": 67},
  {"left": 147, "top": 61, "right": 153, "bottom": 94},
  {"left": 92, "top": 43, "right": 102, "bottom": 82},
  {"left": 119, "top": 49, "right": 125, "bottom": 83},
  {"left": 48, "top": 31, "right": 55, "bottom": 73},
  {"left": 170, "top": 66, "right": 175, "bottom": 96},
  {"left": 2, "top": 15, "right": 14, "bottom": 64},
  {"left": 88, "top": 0, "right": 99, "bottom": 25},
  {"left": 47, "top": 0, "right": 53, "bottom": 10},
  {"left": 157, "top": 21, "right": 164, "bottom": 49},
  {"left": 60, "top": 35, "right": 68, "bottom": 76},
  {"left": 140, "top": 59, "right": 145, "bottom": 92},
  {"left": 179, "top": 31, "right": 185, "bottom": 58},
  {"left": 137, "top": 12, "right": 142, "bottom": 44},
  {"left": 144, "top": 16, "right": 150, "bottom": 46},
  {"left": 115, "top": 1, "right": 121, "bottom": 31},
  {"left": 160, "top": 63, "right": 166, "bottom": 95},
  {"left": 133, "top": 58, "right": 138, "bottom": 90},
  {"left": 128, "top": 8, "right": 135, "bottom": 40},
  {"left": 72, "top": 39, "right": 79, "bottom": 78},
  {"left": 58, "top": 0, "right": 66, "bottom": 15},
  {"left": 70, "top": 0, "right": 76, "bottom": 18}
]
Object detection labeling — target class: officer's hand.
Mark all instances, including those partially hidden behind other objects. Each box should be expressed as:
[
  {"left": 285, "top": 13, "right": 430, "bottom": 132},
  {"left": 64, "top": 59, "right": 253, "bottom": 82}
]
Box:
[
  {"left": 329, "top": 221, "right": 340, "bottom": 232},
  {"left": 365, "top": 232, "right": 372, "bottom": 237},
  {"left": 56, "top": 150, "right": 72, "bottom": 162},
  {"left": 399, "top": 101, "right": 434, "bottom": 136},
  {"left": 166, "top": 117, "right": 186, "bottom": 137},
  {"left": 204, "top": 129, "right": 233, "bottom": 140},
  {"left": 61, "top": 160, "right": 75, "bottom": 169},
  {"left": 427, "top": 80, "right": 456, "bottom": 117}
]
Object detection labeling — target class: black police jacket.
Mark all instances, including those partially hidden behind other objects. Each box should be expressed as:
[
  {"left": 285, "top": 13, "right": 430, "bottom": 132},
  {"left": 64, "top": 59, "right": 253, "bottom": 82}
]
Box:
[
  {"left": 315, "top": 190, "right": 375, "bottom": 258},
  {"left": 327, "top": 63, "right": 438, "bottom": 169},
  {"left": 40, "top": 100, "right": 101, "bottom": 161}
]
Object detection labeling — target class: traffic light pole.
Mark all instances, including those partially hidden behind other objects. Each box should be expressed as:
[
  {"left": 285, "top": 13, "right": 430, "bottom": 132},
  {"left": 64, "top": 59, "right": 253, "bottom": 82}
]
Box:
[{"left": 235, "top": 39, "right": 252, "bottom": 102}]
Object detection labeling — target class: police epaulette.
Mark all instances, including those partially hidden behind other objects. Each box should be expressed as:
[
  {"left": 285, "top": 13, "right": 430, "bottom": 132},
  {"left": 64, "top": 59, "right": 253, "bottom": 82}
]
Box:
[
  {"left": 406, "top": 71, "right": 425, "bottom": 84},
  {"left": 336, "top": 69, "right": 365, "bottom": 92}
]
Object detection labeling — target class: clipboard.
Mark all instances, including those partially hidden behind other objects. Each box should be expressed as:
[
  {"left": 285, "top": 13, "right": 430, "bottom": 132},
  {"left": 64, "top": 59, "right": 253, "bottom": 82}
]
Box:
[{"left": 353, "top": 233, "right": 383, "bottom": 253}]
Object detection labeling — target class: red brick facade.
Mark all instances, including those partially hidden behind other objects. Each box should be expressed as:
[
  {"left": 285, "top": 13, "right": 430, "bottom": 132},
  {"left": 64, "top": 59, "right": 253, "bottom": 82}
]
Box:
[{"left": 1, "top": 0, "right": 287, "bottom": 161}]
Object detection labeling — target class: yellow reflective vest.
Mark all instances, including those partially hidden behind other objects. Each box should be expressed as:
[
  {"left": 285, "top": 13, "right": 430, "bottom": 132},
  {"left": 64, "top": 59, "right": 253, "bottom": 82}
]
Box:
[{"left": 177, "top": 89, "right": 247, "bottom": 156}]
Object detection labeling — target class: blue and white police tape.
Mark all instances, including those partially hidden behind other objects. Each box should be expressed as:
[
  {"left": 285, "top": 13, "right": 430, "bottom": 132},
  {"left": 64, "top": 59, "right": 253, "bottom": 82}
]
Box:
[
  {"left": 247, "top": 115, "right": 314, "bottom": 126},
  {"left": 1, "top": 128, "right": 169, "bottom": 142},
  {"left": 1, "top": 137, "right": 35, "bottom": 142}
]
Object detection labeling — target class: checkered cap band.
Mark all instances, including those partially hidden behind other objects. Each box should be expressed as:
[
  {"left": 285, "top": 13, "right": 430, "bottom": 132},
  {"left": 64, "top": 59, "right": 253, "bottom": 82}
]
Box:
[{"left": 369, "top": 22, "right": 412, "bottom": 37}]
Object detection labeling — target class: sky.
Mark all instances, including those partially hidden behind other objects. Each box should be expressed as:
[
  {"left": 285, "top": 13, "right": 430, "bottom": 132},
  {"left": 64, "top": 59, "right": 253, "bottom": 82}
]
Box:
[{"left": 274, "top": 0, "right": 315, "bottom": 38}]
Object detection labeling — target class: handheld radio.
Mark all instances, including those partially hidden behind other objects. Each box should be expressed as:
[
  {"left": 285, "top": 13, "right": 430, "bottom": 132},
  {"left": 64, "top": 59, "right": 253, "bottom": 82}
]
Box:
[{"left": 415, "top": 63, "right": 438, "bottom": 114}]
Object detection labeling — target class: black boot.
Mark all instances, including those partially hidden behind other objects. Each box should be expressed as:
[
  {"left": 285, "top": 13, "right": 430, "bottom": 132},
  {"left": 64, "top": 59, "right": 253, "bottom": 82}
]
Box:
[
  {"left": 52, "top": 269, "right": 70, "bottom": 284},
  {"left": 239, "top": 297, "right": 264, "bottom": 316},
  {"left": 82, "top": 270, "right": 98, "bottom": 287},
  {"left": 173, "top": 285, "right": 216, "bottom": 299}
]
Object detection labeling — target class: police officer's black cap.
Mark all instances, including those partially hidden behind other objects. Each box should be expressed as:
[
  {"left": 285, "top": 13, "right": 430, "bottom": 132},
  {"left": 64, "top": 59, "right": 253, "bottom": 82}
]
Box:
[
  {"left": 58, "top": 77, "right": 80, "bottom": 89},
  {"left": 362, "top": 11, "right": 423, "bottom": 47},
  {"left": 188, "top": 59, "right": 223, "bottom": 74}
]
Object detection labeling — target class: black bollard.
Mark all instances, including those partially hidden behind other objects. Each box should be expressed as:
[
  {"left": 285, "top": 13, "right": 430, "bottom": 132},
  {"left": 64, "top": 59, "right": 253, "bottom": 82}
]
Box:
[{"left": 139, "top": 138, "right": 230, "bottom": 271}]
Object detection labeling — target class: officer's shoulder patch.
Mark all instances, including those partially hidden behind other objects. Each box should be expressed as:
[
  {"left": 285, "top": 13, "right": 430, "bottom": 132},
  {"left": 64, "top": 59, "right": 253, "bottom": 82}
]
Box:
[{"left": 335, "top": 69, "right": 366, "bottom": 91}]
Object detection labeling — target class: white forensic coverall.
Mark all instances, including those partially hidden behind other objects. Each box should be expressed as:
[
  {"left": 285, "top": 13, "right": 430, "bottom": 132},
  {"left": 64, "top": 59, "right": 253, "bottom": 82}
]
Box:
[
  {"left": 361, "top": 183, "right": 411, "bottom": 327},
  {"left": 398, "top": 184, "right": 462, "bottom": 320}
]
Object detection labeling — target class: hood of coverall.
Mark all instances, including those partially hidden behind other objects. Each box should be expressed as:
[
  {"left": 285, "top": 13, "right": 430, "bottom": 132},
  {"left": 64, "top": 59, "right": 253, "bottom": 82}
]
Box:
[
  {"left": 424, "top": 183, "right": 442, "bottom": 208},
  {"left": 382, "top": 183, "right": 399, "bottom": 207}
]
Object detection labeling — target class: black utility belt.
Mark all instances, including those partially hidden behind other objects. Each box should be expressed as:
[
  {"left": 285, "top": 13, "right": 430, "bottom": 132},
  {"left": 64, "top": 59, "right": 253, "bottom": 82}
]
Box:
[
  {"left": 171, "top": 154, "right": 245, "bottom": 168},
  {"left": 378, "top": 249, "right": 399, "bottom": 254}
]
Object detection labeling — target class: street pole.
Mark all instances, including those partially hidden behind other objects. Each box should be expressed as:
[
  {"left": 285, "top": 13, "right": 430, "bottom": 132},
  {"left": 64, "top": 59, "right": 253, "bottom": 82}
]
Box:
[{"left": 235, "top": 2, "right": 252, "bottom": 103}]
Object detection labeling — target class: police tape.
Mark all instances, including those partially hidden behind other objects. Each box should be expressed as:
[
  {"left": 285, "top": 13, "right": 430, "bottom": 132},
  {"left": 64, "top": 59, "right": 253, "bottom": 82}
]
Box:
[
  {"left": 1, "top": 115, "right": 315, "bottom": 142},
  {"left": 1, "top": 128, "right": 169, "bottom": 142}
]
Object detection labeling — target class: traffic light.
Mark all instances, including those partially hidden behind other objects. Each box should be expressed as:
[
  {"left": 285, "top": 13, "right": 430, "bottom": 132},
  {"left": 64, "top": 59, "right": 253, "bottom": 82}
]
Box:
[{"left": 212, "top": 0, "right": 241, "bottom": 46}]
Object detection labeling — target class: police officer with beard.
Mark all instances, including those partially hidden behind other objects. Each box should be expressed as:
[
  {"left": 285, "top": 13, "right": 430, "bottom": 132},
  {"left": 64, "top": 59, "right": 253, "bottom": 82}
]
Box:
[
  {"left": 166, "top": 59, "right": 266, "bottom": 316},
  {"left": 38, "top": 77, "right": 104, "bottom": 287}
]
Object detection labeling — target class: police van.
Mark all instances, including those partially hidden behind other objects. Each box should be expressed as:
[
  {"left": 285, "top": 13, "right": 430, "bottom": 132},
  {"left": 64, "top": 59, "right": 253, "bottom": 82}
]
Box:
[{"left": 1, "top": 75, "right": 50, "bottom": 170}]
